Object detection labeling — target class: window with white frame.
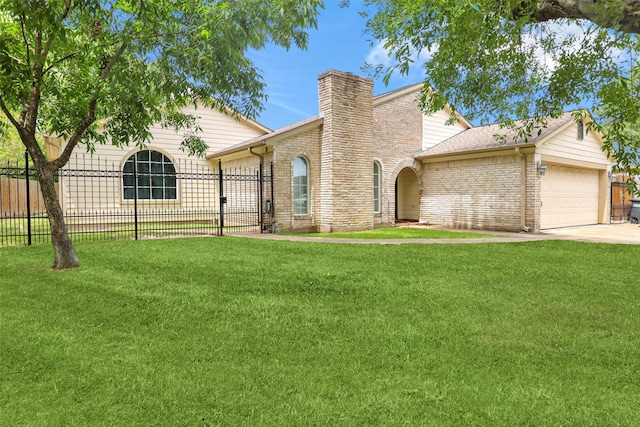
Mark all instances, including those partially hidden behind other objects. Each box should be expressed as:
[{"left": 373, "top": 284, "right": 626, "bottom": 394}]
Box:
[
  {"left": 123, "top": 150, "right": 177, "bottom": 200},
  {"left": 373, "top": 161, "right": 381, "bottom": 213},
  {"left": 293, "top": 156, "right": 308, "bottom": 215}
]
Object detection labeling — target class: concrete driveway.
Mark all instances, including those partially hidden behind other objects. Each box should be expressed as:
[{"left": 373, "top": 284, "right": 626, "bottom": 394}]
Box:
[{"left": 540, "top": 223, "right": 640, "bottom": 245}]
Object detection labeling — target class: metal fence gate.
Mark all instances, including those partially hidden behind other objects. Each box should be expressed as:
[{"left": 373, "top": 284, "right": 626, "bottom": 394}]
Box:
[
  {"left": 611, "top": 176, "right": 633, "bottom": 223},
  {"left": 1, "top": 154, "right": 273, "bottom": 247}
]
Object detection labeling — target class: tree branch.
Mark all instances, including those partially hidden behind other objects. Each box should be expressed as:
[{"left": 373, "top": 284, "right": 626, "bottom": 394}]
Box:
[
  {"left": 509, "top": 0, "right": 640, "bottom": 34},
  {"left": 0, "top": 96, "right": 26, "bottom": 136},
  {"left": 20, "top": 13, "right": 30, "bottom": 67},
  {"left": 44, "top": 50, "right": 82, "bottom": 74},
  {"left": 0, "top": 95, "right": 46, "bottom": 166},
  {"left": 50, "top": 43, "right": 128, "bottom": 170},
  {"left": 42, "top": 0, "right": 73, "bottom": 61}
]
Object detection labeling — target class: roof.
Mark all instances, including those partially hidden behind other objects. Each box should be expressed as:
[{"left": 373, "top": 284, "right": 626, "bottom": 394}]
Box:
[
  {"left": 206, "top": 115, "right": 323, "bottom": 159},
  {"left": 416, "top": 112, "right": 576, "bottom": 158}
]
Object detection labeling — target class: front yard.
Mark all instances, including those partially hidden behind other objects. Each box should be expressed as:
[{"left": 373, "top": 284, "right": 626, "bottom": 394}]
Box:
[{"left": 1, "top": 237, "right": 638, "bottom": 425}]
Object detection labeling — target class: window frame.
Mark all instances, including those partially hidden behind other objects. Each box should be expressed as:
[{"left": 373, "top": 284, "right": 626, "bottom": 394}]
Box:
[
  {"left": 373, "top": 161, "right": 381, "bottom": 213},
  {"left": 292, "top": 156, "right": 309, "bottom": 216},
  {"left": 122, "top": 149, "right": 178, "bottom": 201}
]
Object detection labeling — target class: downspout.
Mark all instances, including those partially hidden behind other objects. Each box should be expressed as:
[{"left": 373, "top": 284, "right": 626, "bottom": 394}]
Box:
[
  {"left": 248, "top": 146, "right": 264, "bottom": 162},
  {"left": 515, "top": 147, "right": 531, "bottom": 232}
]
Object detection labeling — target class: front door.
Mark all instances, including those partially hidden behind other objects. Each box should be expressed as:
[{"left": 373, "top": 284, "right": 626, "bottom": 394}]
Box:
[{"left": 395, "top": 168, "right": 419, "bottom": 221}]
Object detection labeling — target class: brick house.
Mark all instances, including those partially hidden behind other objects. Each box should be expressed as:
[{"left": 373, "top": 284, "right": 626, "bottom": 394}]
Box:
[
  {"left": 48, "top": 69, "right": 612, "bottom": 233},
  {"left": 210, "top": 69, "right": 612, "bottom": 233}
]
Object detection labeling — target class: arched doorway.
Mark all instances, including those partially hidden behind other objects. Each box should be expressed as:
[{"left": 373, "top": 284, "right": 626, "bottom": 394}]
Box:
[{"left": 395, "top": 167, "right": 419, "bottom": 221}]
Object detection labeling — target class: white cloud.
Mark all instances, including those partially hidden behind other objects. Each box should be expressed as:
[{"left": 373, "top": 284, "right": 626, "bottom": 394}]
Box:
[
  {"left": 366, "top": 39, "right": 438, "bottom": 67},
  {"left": 365, "top": 39, "right": 438, "bottom": 85},
  {"left": 365, "top": 40, "right": 394, "bottom": 68},
  {"left": 523, "top": 20, "right": 625, "bottom": 73}
]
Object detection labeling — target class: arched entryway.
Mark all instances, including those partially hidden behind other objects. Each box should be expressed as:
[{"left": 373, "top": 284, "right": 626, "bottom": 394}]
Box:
[{"left": 395, "top": 167, "right": 420, "bottom": 221}]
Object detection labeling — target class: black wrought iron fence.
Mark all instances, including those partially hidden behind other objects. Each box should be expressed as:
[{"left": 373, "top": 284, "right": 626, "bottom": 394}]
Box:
[{"left": 1, "top": 154, "right": 273, "bottom": 247}]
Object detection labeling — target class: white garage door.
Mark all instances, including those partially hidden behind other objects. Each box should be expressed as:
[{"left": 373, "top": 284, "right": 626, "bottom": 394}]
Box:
[{"left": 540, "top": 164, "right": 600, "bottom": 229}]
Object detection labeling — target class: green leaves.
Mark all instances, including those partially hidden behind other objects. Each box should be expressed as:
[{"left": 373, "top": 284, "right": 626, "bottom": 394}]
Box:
[
  {"left": 0, "top": 0, "right": 323, "bottom": 162},
  {"left": 364, "top": 0, "right": 639, "bottom": 178}
]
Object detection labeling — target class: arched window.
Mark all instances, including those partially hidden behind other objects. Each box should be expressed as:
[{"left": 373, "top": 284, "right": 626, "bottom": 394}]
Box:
[
  {"left": 123, "top": 150, "right": 177, "bottom": 200},
  {"left": 293, "top": 156, "right": 308, "bottom": 215},
  {"left": 373, "top": 161, "right": 381, "bottom": 213}
]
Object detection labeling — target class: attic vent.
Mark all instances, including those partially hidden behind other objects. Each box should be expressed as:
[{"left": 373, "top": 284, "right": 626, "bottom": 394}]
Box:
[{"left": 577, "top": 121, "right": 584, "bottom": 139}]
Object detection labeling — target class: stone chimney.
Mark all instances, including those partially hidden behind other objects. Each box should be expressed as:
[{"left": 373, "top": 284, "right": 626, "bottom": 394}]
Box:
[{"left": 317, "top": 70, "right": 374, "bottom": 232}]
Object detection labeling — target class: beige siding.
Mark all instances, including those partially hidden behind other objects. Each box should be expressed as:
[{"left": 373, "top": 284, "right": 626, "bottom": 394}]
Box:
[
  {"left": 62, "top": 105, "right": 266, "bottom": 167},
  {"left": 182, "top": 105, "right": 268, "bottom": 154},
  {"left": 537, "top": 123, "right": 609, "bottom": 167},
  {"left": 422, "top": 109, "right": 467, "bottom": 150},
  {"left": 58, "top": 105, "right": 266, "bottom": 219}
]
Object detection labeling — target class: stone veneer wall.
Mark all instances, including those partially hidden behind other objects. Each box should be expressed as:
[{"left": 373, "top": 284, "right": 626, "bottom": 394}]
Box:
[
  {"left": 318, "top": 70, "right": 375, "bottom": 232},
  {"left": 421, "top": 154, "right": 532, "bottom": 231},
  {"left": 271, "top": 128, "right": 322, "bottom": 232},
  {"left": 372, "top": 89, "right": 424, "bottom": 226}
]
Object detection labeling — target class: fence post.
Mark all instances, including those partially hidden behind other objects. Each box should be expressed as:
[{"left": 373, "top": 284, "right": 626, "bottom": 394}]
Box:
[
  {"left": 259, "top": 162, "right": 264, "bottom": 233},
  {"left": 24, "top": 151, "right": 32, "bottom": 245},
  {"left": 270, "top": 162, "right": 275, "bottom": 232},
  {"left": 133, "top": 156, "right": 139, "bottom": 240},
  {"left": 218, "top": 159, "right": 224, "bottom": 236}
]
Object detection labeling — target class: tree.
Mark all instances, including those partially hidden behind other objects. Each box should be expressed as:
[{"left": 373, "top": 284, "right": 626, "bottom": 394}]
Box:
[
  {"left": 1, "top": 115, "right": 26, "bottom": 164},
  {"left": 1, "top": 114, "right": 46, "bottom": 165},
  {"left": 361, "top": 0, "right": 639, "bottom": 189},
  {"left": 0, "top": 0, "right": 323, "bottom": 269}
]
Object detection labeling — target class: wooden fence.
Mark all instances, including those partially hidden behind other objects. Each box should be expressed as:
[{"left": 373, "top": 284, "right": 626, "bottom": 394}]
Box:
[
  {"left": 0, "top": 177, "right": 47, "bottom": 217},
  {"left": 610, "top": 174, "right": 634, "bottom": 221}
]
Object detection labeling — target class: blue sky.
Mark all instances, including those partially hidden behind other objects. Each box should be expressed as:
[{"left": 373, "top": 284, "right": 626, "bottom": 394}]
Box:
[{"left": 248, "top": 1, "right": 422, "bottom": 130}]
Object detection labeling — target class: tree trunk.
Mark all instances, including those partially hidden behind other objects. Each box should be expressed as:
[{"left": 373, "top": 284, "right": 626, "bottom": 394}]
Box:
[{"left": 37, "top": 164, "right": 80, "bottom": 269}]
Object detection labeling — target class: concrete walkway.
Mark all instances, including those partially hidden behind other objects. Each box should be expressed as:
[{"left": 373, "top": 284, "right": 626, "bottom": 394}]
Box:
[
  {"left": 235, "top": 223, "right": 640, "bottom": 245},
  {"left": 539, "top": 223, "right": 640, "bottom": 245}
]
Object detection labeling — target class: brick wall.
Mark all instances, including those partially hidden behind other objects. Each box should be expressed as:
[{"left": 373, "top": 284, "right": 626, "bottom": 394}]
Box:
[
  {"left": 318, "top": 70, "right": 374, "bottom": 232},
  {"left": 372, "top": 89, "right": 424, "bottom": 226},
  {"left": 421, "top": 154, "right": 526, "bottom": 231},
  {"left": 271, "top": 129, "right": 322, "bottom": 232}
]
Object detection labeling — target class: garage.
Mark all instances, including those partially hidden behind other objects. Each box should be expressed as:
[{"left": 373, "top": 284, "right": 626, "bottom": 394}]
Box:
[{"left": 540, "top": 164, "right": 601, "bottom": 229}]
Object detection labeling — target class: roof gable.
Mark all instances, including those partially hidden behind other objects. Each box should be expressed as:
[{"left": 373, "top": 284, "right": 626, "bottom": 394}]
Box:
[
  {"left": 207, "top": 116, "right": 323, "bottom": 159},
  {"left": 415, "top": 112, "right": 578, "bottom": 158}
]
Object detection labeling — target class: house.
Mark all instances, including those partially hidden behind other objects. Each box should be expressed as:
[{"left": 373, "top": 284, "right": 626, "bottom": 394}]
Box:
[
  {"left": 48, "top": 69, "right": 613, "bottom": 233},
  {"left": 210, "top": 70, "right": 612, "bottom": 233},
  {"left": 44, "top": 104, "right": 270, "bottom": 223}
]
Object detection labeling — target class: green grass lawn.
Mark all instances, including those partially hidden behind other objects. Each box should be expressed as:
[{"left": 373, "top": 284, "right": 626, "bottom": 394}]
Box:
[
  {"left": 279, "top": 226, "right": 496, "bottom": 239},
  {"left": 1, "top": 237, "right": 638, "bottom": 425}
]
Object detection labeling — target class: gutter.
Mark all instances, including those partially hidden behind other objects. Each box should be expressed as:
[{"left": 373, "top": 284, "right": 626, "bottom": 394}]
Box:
[
  {"left": 416, "top": 143, "right": 536, "bottom": 161},
  {"left": 515, "top": 147, "right": 530, "bottom": 232}
]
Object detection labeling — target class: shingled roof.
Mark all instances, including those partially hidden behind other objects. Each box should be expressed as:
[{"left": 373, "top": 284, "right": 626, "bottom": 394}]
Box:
[
  {"left": 415, "top": 112, "right": 576, "bottom": 158},
  {"left": 206, "top": 115, "right": 323, "bottom": 159}
]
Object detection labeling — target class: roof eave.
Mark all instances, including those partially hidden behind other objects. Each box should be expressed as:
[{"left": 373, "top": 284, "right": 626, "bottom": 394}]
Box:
[
  {"left": 206, "top": 116, "right": 323, "bottom": 160},
  {"left": 415, "top": 143, "right": 537, "bottom": 161}
]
